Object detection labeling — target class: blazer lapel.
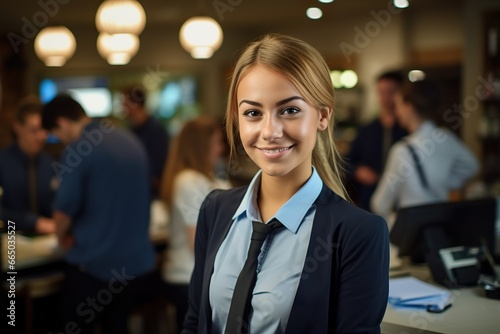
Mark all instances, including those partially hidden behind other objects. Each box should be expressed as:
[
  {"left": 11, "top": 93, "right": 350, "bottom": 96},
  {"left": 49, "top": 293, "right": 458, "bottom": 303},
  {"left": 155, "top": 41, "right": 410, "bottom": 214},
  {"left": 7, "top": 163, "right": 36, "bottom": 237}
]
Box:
[
  {"left": 200, "top": 187, "right": 248, "bottom": 333},
  {"left": 285, "top": 185, "right": 340, "bottom": 333}
]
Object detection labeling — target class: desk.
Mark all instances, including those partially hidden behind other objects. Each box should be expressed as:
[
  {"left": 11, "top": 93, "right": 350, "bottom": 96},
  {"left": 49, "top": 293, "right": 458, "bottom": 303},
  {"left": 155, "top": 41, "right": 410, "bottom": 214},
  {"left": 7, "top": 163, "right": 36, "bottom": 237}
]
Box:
[
  {"left": 382, "top": 265, "right": 500, "bottom": 334},
  {"left": 1, "top": 234, "right": 64, "bottom": 272},
  {"left": 1, "top": 231, "right": 168, "bottom": 272}
]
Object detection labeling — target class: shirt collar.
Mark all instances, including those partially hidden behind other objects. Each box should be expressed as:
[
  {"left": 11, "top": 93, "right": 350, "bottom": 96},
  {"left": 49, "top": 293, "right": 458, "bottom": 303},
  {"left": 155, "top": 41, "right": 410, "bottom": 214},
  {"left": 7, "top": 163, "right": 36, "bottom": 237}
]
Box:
[
  {"left": 412, "top": 120, "right": 436, "bottom": 137},
  {"left": 232, "top": 166, "right": 323, "bottom": 233},
  {"left": 10, "top": 143, "right": 39, "bottom": 163}
]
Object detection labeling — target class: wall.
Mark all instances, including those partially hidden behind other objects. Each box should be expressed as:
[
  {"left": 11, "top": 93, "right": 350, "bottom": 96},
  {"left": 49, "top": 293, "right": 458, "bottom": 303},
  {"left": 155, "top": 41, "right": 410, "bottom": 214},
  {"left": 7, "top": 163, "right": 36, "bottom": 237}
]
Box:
[{"left": 463, "top": 0, "right": 500, "bottom": 161}]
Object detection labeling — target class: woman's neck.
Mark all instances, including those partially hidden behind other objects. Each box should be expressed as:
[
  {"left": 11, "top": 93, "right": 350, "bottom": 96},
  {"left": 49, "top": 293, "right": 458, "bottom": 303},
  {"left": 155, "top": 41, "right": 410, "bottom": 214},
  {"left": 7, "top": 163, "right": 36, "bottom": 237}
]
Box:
[
  {"left": 407, "top": 117, "right": 424, "bottom": 133},
  {"left": 257, "top": 166, "right": 311, "bottom": 222}
]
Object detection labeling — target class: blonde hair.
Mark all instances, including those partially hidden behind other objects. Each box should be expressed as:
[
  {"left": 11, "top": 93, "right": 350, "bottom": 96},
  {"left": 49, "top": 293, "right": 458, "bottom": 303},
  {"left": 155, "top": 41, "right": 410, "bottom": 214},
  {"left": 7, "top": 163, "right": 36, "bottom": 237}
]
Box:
[
  {"left": 225, "top": 33, "right": 347, "bottom": 198},
  {"left": 161, "top": 116, "right": 221, "bottom": 208}
]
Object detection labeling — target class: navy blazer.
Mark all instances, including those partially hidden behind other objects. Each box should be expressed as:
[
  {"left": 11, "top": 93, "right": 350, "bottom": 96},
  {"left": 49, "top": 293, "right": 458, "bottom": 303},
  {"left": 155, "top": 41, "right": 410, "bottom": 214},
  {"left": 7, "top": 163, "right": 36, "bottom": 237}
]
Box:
[{"left": 182, "top": 184, "right": 389, "bottom": 334}]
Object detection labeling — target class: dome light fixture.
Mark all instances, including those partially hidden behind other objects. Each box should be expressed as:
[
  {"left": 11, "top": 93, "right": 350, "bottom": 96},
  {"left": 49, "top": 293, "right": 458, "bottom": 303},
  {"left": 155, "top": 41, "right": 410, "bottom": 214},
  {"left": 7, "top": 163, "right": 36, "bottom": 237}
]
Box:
[
  {"left": 394, "top": 0, "right": 409, "bottom": 9},
  {"left": 97, "top": 33, "right": 140, "bottom": 65},
  {"left": 96, "top": 0, "right": 146, "bottom": 35},
  {"left": 34, "top": 26, "right": 76, "bottom": 67},
  {"left": 306, "top": 7, "right": 323, "bottom": 20},
  {"left": 408, "top": 70, "right": 426, "bottom": 82},
  {"left": 179, "top": 16, "right": 223, "bottom": 59}
]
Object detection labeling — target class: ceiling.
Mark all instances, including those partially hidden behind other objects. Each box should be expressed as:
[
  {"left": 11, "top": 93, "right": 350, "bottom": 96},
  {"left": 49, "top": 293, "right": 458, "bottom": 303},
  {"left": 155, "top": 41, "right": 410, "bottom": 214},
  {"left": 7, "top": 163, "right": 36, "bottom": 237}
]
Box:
[{"left": 0, "top": 0, "right": 449, "bottom": 32}]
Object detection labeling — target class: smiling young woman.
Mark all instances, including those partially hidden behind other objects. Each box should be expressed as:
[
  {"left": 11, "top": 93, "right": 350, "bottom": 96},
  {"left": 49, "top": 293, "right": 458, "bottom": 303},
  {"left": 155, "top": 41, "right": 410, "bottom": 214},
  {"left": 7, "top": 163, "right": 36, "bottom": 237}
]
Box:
[{"left": 182, "top": 34, "right": 389, "bottom": 334}]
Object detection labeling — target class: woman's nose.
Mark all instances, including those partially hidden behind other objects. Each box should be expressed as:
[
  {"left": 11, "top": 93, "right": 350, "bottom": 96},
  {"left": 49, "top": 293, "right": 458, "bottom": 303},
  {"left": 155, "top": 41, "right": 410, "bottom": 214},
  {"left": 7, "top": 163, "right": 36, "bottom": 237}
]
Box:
[{"left": 260, "top": 115, "right": 283, "bottom": 141}]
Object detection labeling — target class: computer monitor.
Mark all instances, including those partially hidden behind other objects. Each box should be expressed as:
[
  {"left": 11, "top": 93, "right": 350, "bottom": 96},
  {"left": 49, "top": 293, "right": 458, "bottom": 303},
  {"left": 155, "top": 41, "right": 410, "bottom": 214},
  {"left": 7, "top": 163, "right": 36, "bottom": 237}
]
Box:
[{"left": 390, "top": 198, "right": 499, "bottom": 263}]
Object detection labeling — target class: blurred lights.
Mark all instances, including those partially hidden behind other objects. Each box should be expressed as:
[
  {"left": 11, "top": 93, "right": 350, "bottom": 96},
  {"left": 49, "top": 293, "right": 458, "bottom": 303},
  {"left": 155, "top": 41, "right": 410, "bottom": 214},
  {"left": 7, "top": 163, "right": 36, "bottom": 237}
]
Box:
[
  {"left": 330, "top": 70, "right": 342, "bottom": 88},
  {"left": 95, "top": 0, "right": 146, "bottom": 65},
  {"left": 330, "top": 70, "right": 358, "bottom": 89},
  {"left": 96, "top": 0, "right": 146, "bottom": 35},
  {"left": 97, "top": 33, "right": 140, "bottom": 65},
  {"left": 408, "top": 70, "right": 426, "bottom": 82},
  {"left": 179, "top": 16, "right": 223, "bottom": 59},
  {"left": 319, "top": 0, "right": 334, "bottom": 3},
  {"left": 306, "top": 7, "right": 323, "bottom": 20},
  {"left": 34, "top": 26, "right": 76, "bottom": 67},
  {"left": 393, "top": 0, "right": 409, "bottom": 9}
]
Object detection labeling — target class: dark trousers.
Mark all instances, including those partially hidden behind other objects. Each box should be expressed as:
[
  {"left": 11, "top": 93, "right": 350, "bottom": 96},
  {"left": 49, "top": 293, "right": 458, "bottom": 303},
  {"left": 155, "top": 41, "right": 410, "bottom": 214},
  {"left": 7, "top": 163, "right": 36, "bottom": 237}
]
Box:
[
  {"left": 59, "top": 264, "right": 157, "bottom": 334},
  {"left": 160, "top": 281, "right": 189, "bottom": 333}
]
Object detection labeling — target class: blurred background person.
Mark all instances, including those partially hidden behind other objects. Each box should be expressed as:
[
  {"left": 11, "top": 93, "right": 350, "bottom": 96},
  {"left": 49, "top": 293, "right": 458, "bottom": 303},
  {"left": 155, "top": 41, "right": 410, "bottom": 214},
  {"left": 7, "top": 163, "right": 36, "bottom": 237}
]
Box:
[
  {"left": 160, "top": 116, "right": 231, "bottom": 333},
  {"left": 371, "top": 80, "right": 479, "bottom": 224},
  {"left": 42, "top": 95, "right": 156, "bottom": 333},
  {"left": 122, "top": 85, "right": 169, "bottom": 198},
  {"left": 0, "top": 96, "right": 56, "bottom": 234},
  {"left": 347, "top": 70, "right": 407, "bottom": 211}
]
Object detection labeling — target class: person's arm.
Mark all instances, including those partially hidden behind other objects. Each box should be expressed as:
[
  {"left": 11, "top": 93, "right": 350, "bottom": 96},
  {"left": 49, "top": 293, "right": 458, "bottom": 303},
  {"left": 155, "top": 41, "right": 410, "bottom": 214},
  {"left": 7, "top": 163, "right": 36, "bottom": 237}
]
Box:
[
  {"left": 53, "top": 210, "right": 73, "bottom": 249},
  {"left": 371, "top": 144, "right": 404, "bottom": 220},
  {"left": 447, "top": 133, "right": 479, "bottom": 189},
  {"left": 334, "top": 214, "right": 390, "bottom": 333},
  {"left": 1, "top": 206, "right": 36, "bottom": 232},
  {"left": 35, "top": 217, "right": 56, "bottom": 234},
  {"left": 51, "top": 146, "right": 84, "bottom": 247},
  {"left": 347, "top": 126, "right": 379, "bottom": 186},
  {"left": 181, "top": 190, "right": 217, "bottom": 333}
]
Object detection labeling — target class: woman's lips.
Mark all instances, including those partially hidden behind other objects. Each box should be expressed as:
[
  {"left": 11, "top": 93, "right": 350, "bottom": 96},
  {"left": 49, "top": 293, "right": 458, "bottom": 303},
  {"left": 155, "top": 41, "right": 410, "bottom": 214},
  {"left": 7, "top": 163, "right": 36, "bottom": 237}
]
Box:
[{"left": 256, "top": 145, "right": 294, "bottom": 159}]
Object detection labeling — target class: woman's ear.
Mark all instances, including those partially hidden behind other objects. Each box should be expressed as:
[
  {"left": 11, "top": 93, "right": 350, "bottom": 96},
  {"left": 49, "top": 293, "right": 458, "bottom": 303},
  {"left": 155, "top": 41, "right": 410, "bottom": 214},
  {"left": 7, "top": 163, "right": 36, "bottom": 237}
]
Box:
[{"left": 317, "top": 106, "right": 332, "bottom": 131}]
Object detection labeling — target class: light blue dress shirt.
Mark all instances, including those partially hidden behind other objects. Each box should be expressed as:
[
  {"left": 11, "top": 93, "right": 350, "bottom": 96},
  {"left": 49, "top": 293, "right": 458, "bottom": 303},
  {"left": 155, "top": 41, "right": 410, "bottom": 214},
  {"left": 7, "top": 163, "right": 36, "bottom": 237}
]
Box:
[{"left": 209, "top": 167, "right": 323, "bottom": 334}]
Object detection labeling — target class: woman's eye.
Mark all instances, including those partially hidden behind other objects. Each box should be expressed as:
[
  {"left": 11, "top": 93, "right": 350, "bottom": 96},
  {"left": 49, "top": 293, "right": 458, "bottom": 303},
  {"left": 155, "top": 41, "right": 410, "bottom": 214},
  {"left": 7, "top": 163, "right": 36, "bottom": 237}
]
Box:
[
  {"left": 281, "top": 107, "right": 300, "bottom": 115},
  {"left": 242, "top": 110, "right": 261, "bottom": 117}
]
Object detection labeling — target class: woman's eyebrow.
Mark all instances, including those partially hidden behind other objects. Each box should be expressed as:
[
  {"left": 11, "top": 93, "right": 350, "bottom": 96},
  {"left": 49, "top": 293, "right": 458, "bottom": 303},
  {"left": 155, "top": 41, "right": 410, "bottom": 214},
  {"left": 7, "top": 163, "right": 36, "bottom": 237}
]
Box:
[
  {"left": 238, "top": 96, "right": 305, "bottom": 108},
  {"left": 238, "top": 100, "right": 262, "bottom": 107},
  {"left": 275, "top": 96, "right": 305, "bottom": 107}
]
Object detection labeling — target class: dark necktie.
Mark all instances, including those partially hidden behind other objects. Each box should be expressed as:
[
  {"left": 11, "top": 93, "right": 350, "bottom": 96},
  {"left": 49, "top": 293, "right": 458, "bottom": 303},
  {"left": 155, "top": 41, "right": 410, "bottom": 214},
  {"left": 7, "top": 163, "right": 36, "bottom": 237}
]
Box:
[{"left": 225, "top": 219, "right": 284, "bottom": 334}]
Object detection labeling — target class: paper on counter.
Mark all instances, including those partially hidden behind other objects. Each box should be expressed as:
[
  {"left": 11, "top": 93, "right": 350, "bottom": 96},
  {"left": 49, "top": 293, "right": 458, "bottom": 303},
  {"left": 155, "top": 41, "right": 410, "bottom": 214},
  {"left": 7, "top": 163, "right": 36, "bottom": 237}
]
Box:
[{"left": 389, "top": 276, "right": 451, "bottom": 311}]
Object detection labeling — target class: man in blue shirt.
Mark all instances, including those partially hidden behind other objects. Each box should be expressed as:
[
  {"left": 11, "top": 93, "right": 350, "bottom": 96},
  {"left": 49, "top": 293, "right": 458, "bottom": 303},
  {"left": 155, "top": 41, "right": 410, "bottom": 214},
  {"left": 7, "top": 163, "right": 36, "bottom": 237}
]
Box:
[
  {"left": 121, "top": 86, "right": 169, "bottom": 198},
  {"left": 0, "top": 97, "right": 56, "bottom": 233},
  {"left": 42, "top": 95, "right": 156, "bottom": 333}
]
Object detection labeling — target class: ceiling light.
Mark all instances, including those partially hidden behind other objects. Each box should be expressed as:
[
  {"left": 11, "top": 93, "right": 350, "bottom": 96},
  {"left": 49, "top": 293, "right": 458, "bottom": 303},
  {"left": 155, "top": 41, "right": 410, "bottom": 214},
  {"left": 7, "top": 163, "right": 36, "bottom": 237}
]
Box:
[
  {"left": 306, "top": 7, "right": 323, "bottom": 20},
  {"left": 96, "top": 0, "right": 146, "bottom": 35},
  {"left": 179, "top": 16, "right": 223, "bottom": 59},
  {"left": 393, "top": 0, "right": 409, "bottom": 9},
  {"left": 97, "top": 33, "right": 140, "bottom": 65},
  {"left": 34, "top": 26, "right": 76, "bottom": 67},
  {"left": 330, "top": 70, "right": 342, "bottom": 89},
  {"left": 319, "top": 0, "right": 334, "bottom": 3},
  {"left": 408, "top": 70, "right": 426, "bottom": 82},
  {"left": 340, "top": 70, "right": 358, "bottom": 88}
]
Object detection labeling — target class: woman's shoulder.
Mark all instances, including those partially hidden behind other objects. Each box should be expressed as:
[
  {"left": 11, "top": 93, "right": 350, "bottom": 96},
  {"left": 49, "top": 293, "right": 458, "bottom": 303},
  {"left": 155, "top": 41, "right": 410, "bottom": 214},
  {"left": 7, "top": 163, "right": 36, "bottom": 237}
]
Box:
[
  {"left": 321, "top": 188, "right": 388, "bottom": 235},
  {"left": 343, "top": 198, "right": 386, "bottom": 224},
  {"left": 338, "top": 201, "right": 389, "bottom": 244}
]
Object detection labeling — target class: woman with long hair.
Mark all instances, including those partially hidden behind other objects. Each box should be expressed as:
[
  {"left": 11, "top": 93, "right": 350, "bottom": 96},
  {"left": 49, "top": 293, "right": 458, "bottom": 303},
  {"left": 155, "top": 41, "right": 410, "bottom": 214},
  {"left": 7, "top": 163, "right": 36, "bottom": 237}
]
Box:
[
  {"left": 183, "top": 34, "right": 389, "bottom": 334},
  {"left": 160, "top": 116, "right": 230, "bottom": 333}
]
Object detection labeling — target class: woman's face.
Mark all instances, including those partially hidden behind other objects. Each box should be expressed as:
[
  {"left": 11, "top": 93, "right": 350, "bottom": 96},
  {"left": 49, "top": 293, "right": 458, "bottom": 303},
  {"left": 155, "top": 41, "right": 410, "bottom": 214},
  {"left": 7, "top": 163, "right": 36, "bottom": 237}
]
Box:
[{"left": 236, "top": 65, "right": 329, "bottom": 180}]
